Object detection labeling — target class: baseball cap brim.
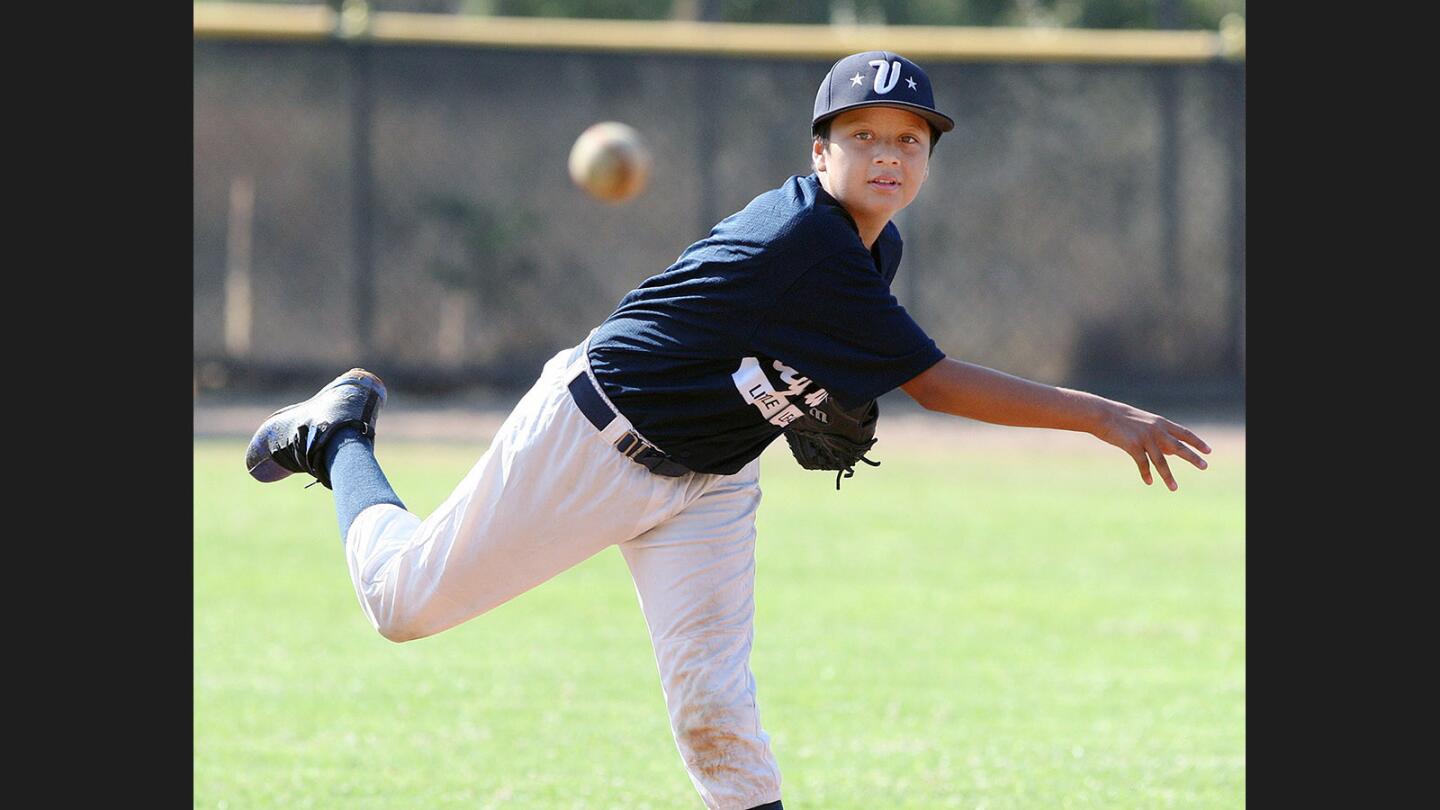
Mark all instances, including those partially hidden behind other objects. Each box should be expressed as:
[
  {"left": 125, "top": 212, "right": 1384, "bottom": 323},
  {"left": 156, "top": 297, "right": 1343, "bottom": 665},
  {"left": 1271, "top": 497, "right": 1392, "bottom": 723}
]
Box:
[{"left": 814, "top": 100, "right": 955, "bottom": 134}]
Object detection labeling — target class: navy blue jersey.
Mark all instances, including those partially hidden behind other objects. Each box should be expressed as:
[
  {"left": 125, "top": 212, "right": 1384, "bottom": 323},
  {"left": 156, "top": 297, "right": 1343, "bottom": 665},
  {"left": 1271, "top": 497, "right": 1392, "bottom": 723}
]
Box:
[{"left": 588, "top": 173, "right": 945, "bottom": 475}]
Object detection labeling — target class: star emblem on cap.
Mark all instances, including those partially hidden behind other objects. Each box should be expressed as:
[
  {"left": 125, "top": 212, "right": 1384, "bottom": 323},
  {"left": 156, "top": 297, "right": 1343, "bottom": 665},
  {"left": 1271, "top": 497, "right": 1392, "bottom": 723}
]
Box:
[
  {"left": 849, "top": 72, "right": 865, "bottom": 87},
  {"left": 906, "top": 76, "right": 918, "bottom": 91}
]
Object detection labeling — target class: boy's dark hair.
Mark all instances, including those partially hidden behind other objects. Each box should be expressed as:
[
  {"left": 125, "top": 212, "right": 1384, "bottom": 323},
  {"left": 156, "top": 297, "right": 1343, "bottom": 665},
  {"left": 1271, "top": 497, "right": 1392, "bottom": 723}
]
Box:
[{"left": 812, "top": 118, "right": 941, "bottom": 156}]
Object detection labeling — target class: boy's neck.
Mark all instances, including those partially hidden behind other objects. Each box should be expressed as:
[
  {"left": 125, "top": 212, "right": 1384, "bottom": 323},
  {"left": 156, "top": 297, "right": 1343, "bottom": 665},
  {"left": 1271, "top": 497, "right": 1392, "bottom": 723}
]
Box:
[
  {"left": 851, "top": 217, "right": 886, "bottom": 251},
  {"left": 839, "top": 204, "right": 887, "bottom": 250}
]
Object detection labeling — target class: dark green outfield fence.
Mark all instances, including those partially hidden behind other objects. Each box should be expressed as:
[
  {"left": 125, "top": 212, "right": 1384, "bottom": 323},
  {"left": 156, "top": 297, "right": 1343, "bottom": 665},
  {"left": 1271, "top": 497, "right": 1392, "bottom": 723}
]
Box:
[{"left": 194, "top": 8, "right": 1244, "bottom": 402}]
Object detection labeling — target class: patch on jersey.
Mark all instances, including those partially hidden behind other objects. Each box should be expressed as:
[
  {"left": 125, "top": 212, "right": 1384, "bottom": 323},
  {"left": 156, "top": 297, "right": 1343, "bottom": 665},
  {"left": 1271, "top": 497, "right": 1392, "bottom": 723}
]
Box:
[{"left": 732, "top": 357, "right": 830, "bottom": 428}]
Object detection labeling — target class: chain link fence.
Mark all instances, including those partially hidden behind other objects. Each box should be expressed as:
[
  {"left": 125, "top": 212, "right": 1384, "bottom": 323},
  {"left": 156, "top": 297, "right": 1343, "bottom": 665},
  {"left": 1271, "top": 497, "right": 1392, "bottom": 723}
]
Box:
[{"left": 194, "top": 37, "right": 1243, "bottom": 403}]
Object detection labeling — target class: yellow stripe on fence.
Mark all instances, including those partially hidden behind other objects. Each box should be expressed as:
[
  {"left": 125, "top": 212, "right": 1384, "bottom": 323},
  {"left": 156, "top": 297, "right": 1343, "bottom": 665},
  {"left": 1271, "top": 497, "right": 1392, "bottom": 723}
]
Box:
[
  {"left": 193, "top": 2, "right": 1244, "bottom": 63},
  {"left": 193, "top": 2, "right": 334, "bottom": 41}
]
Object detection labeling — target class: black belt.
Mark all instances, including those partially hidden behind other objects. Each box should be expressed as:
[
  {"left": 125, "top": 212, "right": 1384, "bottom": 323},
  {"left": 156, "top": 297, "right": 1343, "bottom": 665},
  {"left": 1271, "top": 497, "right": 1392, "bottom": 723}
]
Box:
[{"left": 568, "top": 372, "right": 691, "bottom": 477}]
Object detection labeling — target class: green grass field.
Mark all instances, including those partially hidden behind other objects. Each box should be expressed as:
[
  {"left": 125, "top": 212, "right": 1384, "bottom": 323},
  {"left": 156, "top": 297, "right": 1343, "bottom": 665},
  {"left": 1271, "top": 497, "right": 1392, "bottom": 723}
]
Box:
[{"left": 195, "top": 429, "right": 1244, "bottom": 809}]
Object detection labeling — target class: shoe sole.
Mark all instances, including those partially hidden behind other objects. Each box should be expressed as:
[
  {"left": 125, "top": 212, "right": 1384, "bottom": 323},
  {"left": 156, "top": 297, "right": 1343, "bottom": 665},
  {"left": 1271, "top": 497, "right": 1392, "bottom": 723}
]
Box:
[{"left": 246, "top": 369, "right": 387, "bottom": 483}]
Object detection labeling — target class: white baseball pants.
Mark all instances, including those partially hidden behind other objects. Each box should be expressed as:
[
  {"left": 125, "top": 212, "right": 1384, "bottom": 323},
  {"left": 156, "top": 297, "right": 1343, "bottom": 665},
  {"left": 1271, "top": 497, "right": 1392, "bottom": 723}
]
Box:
[{"left": 343, "top": 337, "right": 783, "bottom": 810}]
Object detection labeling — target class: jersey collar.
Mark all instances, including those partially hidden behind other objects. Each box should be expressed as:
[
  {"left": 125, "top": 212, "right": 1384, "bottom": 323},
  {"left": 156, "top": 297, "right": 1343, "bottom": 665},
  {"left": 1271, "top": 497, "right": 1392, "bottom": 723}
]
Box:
[{"left": 807, "top": 173, "right": 861, "bottom": 235}]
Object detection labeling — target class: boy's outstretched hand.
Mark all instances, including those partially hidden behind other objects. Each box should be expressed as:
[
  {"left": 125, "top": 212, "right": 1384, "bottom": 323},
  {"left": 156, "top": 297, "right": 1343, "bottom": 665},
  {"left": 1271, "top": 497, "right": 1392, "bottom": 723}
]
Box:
[
  {"left": 901, "top": 358, "right": 1213, "bottom": 491},
  {"left": 1090, "top": 400, "right": 1211, "bottom": 491}
]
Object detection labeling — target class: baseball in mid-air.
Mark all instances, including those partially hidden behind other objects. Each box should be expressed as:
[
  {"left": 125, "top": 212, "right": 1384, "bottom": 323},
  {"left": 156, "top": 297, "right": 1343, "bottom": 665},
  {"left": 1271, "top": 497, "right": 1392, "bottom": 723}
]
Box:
[{"left": 568, "top": 121, "right": 651, "bottom": 203}]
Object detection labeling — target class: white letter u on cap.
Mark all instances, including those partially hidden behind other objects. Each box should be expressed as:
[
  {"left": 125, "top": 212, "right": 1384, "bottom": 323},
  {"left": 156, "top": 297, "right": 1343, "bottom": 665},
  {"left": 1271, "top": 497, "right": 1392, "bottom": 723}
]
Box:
[{"left": 868, "top": 59, "right": 902, "bottom": 94}]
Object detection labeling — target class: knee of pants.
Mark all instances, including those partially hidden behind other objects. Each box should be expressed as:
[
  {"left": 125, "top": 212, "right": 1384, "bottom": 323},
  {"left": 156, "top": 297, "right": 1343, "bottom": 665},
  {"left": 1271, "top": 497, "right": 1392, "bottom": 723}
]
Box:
[
  {"left": 348, "top": 505, "right": 499, "bottom": 644},
  {"left": 358, "top": 573, "right": 458, "bottom": 644},
  {"left": 673, "top": 705, "right": 780, "bottom": 810},
  {"left": 365, "top": 580, "right": 499, "bottom": 644},
  {"left": 665, "top": 655, "right": 772, "bottom": 786},
  {"left": 674, "top": 699, "right": 766, "bottom": 781},
  {"left": 374, "top": 612, "right": 431, "bottom": 644}
]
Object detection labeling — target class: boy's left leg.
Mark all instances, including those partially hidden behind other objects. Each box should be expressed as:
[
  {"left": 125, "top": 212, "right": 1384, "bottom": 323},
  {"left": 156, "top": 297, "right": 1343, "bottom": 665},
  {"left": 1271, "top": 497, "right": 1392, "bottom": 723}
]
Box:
[{"left": 619, "top": 458, "right": 783, "bottom": 810}]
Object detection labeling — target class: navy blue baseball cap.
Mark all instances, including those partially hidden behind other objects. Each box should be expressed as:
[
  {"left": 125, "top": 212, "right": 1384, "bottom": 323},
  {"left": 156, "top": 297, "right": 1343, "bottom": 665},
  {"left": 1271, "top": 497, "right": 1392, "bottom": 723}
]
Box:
[{"left": 812, "top": 51, "right": 955, "bottom": 136}]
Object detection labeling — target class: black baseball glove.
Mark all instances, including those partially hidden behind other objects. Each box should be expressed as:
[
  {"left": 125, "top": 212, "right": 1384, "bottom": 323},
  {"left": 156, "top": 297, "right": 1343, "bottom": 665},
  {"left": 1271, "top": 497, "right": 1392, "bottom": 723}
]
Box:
[{"left": 783, "top": 396, "right": 881, "bottom": 489}]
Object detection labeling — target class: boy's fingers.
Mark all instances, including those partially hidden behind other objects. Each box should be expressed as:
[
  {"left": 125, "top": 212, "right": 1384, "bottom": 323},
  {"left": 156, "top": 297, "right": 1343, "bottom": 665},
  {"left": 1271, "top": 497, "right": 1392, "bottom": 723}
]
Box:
[
  {"left": 1168, "top": 439, "right": 1209, "bottom": 471},
  {"left": 1150, "top": 446, "right": 1178, "bottom": 491},
  {"left": 1167, "top": 421, "right": 1212, "bottom": 454},
  {"left": 1131, "top": 448, "right": 1152, "bottom": 485}
]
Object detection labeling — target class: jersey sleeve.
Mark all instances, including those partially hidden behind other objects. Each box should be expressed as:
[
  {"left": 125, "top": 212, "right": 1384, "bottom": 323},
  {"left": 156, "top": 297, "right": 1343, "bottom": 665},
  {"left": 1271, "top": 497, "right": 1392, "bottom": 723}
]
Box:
[{"left": 749, "top": 247, "right": 945, "bottom": 406}]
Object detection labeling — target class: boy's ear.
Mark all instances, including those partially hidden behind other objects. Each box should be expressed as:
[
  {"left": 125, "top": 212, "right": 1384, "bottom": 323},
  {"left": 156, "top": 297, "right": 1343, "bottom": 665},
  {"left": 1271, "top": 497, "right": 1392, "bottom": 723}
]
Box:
[{"left": 812, "top": 139, "right": 827, "bottom": 173}]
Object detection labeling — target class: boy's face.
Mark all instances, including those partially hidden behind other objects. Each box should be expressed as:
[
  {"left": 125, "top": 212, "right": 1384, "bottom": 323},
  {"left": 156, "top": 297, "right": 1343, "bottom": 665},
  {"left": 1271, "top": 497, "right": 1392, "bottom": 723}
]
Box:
[{"left": 812, "top": 107, "right": 931, "bottom": 228}]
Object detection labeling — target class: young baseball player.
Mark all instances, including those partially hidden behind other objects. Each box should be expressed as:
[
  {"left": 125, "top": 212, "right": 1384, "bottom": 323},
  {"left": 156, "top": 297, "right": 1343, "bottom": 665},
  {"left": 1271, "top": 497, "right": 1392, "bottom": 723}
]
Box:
[{"left": 246, "top": 51, "right": 1211, "bottom": 810}]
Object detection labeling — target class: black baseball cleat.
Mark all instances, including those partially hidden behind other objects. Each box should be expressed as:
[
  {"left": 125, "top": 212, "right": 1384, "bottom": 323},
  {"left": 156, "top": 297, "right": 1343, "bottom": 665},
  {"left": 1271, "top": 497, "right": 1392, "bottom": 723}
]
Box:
[{"left": 245, "top": 368, "right": 387, "bottom": 489}]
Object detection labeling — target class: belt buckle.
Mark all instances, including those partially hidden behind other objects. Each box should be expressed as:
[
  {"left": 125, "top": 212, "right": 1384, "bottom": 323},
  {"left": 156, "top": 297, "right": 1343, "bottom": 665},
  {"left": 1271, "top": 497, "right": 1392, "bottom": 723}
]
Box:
[{"left": 615, "top": 431, "right": 646, "bottom": 459}]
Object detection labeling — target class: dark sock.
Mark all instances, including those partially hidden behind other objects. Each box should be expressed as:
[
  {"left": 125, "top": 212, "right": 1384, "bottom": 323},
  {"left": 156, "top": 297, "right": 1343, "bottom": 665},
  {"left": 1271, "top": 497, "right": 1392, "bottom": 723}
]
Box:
[
  {"left": 746, "top": 803, "right": 782, "bottom": 810},
  {"left": 323, "top": 425, "right": 405, "bottom": 543}
]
